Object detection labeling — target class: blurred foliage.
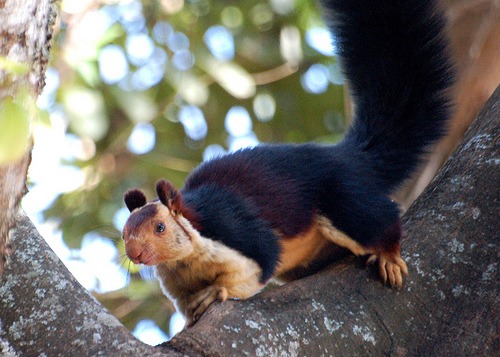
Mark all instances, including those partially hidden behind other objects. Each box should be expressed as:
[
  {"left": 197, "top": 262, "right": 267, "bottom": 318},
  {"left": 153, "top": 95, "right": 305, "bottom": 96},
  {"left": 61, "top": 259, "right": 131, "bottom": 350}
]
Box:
[
  {"left": 0, "top": 59, "right": 43, "bottom": 165},
  {"left": 42, "top": 0, "right": 346, "bottom": 337},
  {"left": 0, "top": 94, "right": 31, "bottom": 164}
]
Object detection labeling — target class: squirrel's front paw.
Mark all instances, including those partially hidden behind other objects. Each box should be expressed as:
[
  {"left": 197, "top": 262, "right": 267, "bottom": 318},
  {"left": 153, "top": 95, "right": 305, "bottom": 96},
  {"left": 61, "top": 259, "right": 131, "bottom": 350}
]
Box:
[
  {"left": 367, "top": 251, "right": 408, "bottom": 287},
  {"left": 185, "top": 286, "right": 228, "bottom": 327}
]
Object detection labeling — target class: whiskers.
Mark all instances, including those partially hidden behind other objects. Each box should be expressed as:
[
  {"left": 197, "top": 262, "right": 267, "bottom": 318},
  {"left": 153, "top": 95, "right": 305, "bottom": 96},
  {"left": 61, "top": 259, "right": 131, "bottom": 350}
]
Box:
[
  {"left": 118, "top": 253, "right": 133, "bottom": 284},
  {"left": 119, "top": 251, "right": 156, "bottom": 282}
]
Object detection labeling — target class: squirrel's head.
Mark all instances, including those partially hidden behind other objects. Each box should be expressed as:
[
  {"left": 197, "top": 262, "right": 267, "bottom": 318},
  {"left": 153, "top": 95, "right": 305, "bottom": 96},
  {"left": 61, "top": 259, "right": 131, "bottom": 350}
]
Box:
[{"left": 122, "top": 179, "right": 195, "bottom": 265}]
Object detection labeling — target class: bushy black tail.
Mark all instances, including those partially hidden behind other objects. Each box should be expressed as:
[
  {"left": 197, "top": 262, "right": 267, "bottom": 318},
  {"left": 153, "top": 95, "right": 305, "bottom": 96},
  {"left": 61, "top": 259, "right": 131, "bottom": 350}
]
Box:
[{"left": 321, "top": 0, "right": 454, "bottom": 194}]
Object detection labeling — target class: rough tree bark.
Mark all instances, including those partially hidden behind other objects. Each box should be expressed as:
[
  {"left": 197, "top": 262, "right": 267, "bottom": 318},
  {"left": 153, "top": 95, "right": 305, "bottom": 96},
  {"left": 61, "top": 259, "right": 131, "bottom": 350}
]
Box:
[
  {"left": 0, "top": 0, "right": 57, "bottom": 273},
  {"left": 0, "top": 85, "right": 498, "bottom": 355}
]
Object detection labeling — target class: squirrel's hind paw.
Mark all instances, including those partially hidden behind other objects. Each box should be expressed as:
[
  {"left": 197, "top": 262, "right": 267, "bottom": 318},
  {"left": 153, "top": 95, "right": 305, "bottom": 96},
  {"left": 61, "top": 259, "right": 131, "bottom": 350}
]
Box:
[{"left": 368, "top": 252, "right": 408, "bottom": 287}]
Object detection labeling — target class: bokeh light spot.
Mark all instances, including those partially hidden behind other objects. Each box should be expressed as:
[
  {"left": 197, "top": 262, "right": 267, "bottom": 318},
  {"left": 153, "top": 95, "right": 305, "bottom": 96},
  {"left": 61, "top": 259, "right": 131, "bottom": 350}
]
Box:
[
  {"left": 127, "top": 122, "right": 156, "bottom": 154},
  {"left": 179, "top": 105, "right": 208, "bottom": 141},
  {"left": 225, "top": 106, "right": 252, "bottom": 137},
  {"left": 305, "top": 27, "right": 336, "bottom": 56},
  {"left": 99, "top": 45, "right": 129, "bottom": 84},
  {"left": 253, "top": 93, "right": 276, "bottom": 122},
  {"left": 204, "top": 25, "right": 235, "bottom": 61},
  {"left": 301, "top": 63, "right": 329, "bottom": 94}
]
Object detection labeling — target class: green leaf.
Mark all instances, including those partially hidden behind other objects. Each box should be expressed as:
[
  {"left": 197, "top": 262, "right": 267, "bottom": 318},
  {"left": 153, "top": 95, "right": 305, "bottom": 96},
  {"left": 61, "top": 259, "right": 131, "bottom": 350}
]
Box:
[
  {"left": 0, "top": 97, "right": 31, "bottom": 164},
  {"left": 0, "top": 57, "right": 29, "bottom": 75},
  {"left": 36, "top": 108, "right": 51, "bottom": 127},
  {"left": 97, "top": 23, "right": 125, "bottom": 48}
]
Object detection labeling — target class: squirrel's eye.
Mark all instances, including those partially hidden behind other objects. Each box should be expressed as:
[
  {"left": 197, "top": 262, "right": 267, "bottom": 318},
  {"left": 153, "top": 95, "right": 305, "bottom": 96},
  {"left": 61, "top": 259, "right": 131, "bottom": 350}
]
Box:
[{"left": 156, "top": 222, "right": 165, "bottom": 233}]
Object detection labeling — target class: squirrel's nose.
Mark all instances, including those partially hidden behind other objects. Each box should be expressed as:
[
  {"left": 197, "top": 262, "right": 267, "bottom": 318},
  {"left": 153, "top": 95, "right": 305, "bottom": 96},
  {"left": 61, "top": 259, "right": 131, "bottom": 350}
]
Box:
[{"left": 125, "top": 242, "right": 143, "bottom": 264}]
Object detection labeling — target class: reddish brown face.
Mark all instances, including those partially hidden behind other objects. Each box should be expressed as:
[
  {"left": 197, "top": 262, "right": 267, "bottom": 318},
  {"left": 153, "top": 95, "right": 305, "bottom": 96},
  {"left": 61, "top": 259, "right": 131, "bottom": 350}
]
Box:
[
  {"left": 122, "top": 202, "right": 194, "bottom": 265},
  {"left": 123, "top": 203, "right": 158, "bottom": 264},
  {"left": 122, "top": 179, "right": 194, "bottom": 265}
]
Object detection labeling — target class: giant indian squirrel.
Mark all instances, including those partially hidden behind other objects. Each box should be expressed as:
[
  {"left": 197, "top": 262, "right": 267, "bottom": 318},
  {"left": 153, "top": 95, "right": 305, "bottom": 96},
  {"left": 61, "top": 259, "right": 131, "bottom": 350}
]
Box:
[{"left": 122, "top": 0, "right": 454, "bottom": 327}]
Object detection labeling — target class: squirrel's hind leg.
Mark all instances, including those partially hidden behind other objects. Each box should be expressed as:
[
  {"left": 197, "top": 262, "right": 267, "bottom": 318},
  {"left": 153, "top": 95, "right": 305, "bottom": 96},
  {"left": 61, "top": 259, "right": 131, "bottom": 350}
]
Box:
[
  {"left": 366, "top": 220, "right": 408, "bottom": 287},
  {"left": 316, "top": 215, "right": 408, "bottom": 287}
]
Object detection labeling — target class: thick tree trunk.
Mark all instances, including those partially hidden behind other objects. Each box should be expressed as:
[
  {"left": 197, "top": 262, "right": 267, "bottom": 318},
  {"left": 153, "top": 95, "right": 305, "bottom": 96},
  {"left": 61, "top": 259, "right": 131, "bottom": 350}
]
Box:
[
  {"left": 0, "top": 0, "right": 57, "bottom": 273},
  {"left": 1, "top": 87, "right": 498, "bottom": 355}
]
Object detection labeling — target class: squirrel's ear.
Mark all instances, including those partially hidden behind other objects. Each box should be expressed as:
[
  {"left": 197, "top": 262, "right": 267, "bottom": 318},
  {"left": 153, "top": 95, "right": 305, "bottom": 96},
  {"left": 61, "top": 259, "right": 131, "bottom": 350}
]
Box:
[
  {"left": 124, "top": 189, "right": 147, "bottom": 212},
  {"left": 156, "top": 179, "right": 182, "bottom": 215}
]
